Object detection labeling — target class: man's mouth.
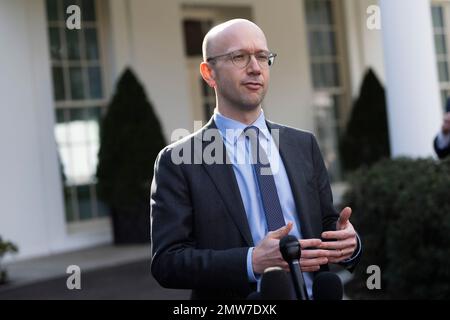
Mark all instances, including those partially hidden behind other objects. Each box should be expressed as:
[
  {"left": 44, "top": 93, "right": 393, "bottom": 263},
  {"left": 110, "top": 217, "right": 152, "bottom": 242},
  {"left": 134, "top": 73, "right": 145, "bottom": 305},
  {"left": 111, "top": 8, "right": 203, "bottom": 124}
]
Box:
[{"left": 242, "top": 82, "right": 263, "bottom": 90}]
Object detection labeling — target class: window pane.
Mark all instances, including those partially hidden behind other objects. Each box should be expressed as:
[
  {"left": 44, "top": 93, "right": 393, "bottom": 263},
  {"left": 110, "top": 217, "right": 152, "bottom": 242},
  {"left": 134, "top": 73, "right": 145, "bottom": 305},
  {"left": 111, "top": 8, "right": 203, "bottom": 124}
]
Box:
[
  {"left": 46, "top": 0, "right": 59, "bottom": 21},
  {"left": 55, "top": 109, "right": 68, "bottom": 145},
  {"left": 84, "top": 27, "right": 99, "bottom": 60},
  {"left": 82, "top": 0, "right": 96, "bottom": 21},
  {"left": 86, "top": 107, "right": 101, "bottom": 142},
  {"left": 313, "top": 93, "right": 342, "bottom": 182},
  {"left": 49, "top": 27, "right": 63, "bottom": 60},
  {"left": 435, "top": 34, "right": 447, "bottom": 55},
  {"left": 322, "top": 30, "right": 336, "bottom": 56},
  {"left": 77, "top": 184, "right": 93, "bottom": 220},
  {"left": 309, "top": 30, "right": 336, "bottom": 56},
  {"left": 308, "top": 32, "right": 318, "bottom": 56},
  {"left": 56, "top": 108, "right": 66, "bottom": 123},
  {"left": 59, "top": 145, "right": 72, "bottom": 183},
  {"left": 323, "top": 62, "right": 339, "bottom": 87},
  {"left": 305, "top": 0, "right": 319, "bottom": 25},
  {"left": 52, "top": 67, "right": 66, "bottom": 100},
  {"left": 65, "top": 29, "right": 81, "bottom": 60},
  {"left": 305, "top": 0, "right": 333, "bottom": 26},
  {"left": 323, "top": 0, "right": 334, "bottom": 25},
  {"left": 86, "top": 106, "right": 102, "bottom": 121},
  {"left": 69, "top": 67, "right": 85, "bottom": 99},
  {"left": 88, "top": 143, "right": 99, "bottom": 174},
  {"left": 311, "top": 63, "right": 323, "bottom": 88},
  {"left": 72, "top": 144, "right": 91, "bottom": 183},
  {"left": 88, "top": 67, "right": 103, "bottom": 99},
  {"left": 441, "top": 90, "right": 448, "bottom": 111},
  {"left": 183, "top": 20, "right": 211, "bottom": 56},
  {"left": 64, "top": 186, "right": 76, "bottom": 222},
  {"left": 438, "top": 61, "right": 449, "bottom": 82},
  {"left": 69, "top": 108, "right": 87, "bottom": 143},
  {"left": 432, "top": 6, "right": 444, "bottom": 28}
]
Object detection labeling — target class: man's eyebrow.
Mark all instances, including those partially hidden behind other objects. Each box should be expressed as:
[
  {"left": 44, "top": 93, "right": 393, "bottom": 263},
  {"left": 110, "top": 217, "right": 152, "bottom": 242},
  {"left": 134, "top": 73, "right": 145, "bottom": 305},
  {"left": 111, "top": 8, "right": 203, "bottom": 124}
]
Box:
[{"left": 233, "top": 49, "right": 270, "bottom": 53}]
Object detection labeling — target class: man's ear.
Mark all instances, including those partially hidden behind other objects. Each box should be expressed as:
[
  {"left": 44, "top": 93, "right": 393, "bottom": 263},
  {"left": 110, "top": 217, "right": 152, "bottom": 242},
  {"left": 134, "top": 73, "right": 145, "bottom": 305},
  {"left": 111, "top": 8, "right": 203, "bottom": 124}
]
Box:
[{"left": 200, "top": 62, "right": 216, "bottom": 88}]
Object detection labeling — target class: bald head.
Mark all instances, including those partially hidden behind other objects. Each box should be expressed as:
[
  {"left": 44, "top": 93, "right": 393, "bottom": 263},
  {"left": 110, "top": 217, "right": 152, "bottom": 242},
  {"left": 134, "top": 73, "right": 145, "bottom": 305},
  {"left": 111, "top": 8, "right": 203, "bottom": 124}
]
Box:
[{"left": 202, "top": 19, "right": 268, "bottom": 61}]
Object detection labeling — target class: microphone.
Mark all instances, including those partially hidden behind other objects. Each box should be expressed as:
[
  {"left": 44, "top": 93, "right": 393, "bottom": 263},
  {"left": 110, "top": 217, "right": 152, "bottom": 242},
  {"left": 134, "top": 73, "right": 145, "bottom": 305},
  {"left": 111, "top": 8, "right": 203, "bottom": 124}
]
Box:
[
  {"left": 246, "top": 267, "right": 295, "bottom": 300},
  {"left": 312, "top": 272, "right": 343, "bottom": 300},
  {"left": 279, "top": 235, "right": 309, "bottom": 300}
]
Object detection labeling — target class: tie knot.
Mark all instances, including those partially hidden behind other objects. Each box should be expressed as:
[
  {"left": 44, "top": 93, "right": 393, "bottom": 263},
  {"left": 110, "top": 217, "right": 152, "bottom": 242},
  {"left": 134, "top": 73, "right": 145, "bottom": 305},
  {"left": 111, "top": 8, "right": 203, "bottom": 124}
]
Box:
[{"left": 244, "top": 126, "right": 259, "bottom": 139}]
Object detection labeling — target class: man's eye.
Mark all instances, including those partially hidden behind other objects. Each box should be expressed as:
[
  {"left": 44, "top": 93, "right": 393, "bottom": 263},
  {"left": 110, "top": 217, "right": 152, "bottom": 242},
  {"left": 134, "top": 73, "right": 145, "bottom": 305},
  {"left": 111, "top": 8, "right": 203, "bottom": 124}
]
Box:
[
  {"left": 234, "top": 54, "right": 245, "bottom": 60},
  {"left": 257, "top": 55, "right": 269, "bottom": 61}
]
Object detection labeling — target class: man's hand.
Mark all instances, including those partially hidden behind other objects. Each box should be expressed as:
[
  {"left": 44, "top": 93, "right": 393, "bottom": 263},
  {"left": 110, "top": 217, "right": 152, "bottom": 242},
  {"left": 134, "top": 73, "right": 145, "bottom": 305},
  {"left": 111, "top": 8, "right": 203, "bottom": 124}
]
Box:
[
  {"left": 252, "top": 222, "right": 330, "bottom": 274},
  {"left": 318, "top": 207, "right": 358, "bottom": 263},
  {"left": 442, "top": 112, "right": 450, "bottom": 135}
]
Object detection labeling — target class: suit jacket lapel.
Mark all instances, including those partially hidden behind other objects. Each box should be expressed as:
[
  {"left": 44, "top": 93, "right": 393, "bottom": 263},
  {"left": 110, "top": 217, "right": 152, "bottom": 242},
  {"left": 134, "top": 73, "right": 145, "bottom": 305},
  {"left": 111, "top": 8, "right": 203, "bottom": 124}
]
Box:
[
  {"left": 195, "top": 119, "right": 254, "bottom": 246},
  {"left": 266, "top": 121, "right": 315, "bottom": 239}
]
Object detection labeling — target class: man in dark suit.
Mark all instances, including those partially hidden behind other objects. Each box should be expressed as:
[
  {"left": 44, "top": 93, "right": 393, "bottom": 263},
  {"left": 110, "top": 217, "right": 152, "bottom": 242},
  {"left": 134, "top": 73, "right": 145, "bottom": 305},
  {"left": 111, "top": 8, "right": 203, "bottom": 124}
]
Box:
[
  {"left": 434, "top": 111, "right": 450, "bottom": 159},
  {"left": 150, "top": 19, "right": 361, "bottom": 300}
]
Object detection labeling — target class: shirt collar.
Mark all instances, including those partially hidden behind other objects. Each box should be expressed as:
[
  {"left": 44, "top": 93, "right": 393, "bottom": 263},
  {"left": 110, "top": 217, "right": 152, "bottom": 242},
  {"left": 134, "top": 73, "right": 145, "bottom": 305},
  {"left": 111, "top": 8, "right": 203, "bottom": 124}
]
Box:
[{"left": 213, "top": 109, "right": 270, "bottom": 145}]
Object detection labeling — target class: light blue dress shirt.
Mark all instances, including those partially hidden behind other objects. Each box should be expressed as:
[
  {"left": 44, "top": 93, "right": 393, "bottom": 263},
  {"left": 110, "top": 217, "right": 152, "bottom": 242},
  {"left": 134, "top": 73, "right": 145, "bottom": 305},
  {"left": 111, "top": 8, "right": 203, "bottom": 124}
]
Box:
[{"left": 213, "top": 110, "right": 314, "bottom": 298}]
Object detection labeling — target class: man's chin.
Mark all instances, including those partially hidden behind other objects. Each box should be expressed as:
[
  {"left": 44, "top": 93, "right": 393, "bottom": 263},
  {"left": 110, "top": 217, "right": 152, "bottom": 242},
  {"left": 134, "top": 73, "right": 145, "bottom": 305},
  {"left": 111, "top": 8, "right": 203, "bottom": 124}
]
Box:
[
  {"left": 238, "top": 96, "right": 265, "bottom": 111},
  {"left": 234, "top": 103, "right": 261, "bottom": 113}
]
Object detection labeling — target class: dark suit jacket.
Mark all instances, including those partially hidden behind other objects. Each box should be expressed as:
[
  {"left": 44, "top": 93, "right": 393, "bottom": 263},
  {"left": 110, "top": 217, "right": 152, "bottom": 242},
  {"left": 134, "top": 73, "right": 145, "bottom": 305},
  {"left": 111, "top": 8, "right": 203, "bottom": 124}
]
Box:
[
  {"left": 150, "top": 117, "right": 361, "bottom": 299},
  {"left": 434, "top": 135, "right": 450, "bottom": 159}
]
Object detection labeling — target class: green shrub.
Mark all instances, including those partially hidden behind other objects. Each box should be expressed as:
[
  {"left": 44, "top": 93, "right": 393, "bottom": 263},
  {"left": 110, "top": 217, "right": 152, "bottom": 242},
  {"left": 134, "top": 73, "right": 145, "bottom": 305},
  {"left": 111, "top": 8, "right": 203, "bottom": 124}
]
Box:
[
  {"left": 96, "top": 68, "right": 166, "bottom": 207},
  {"left": 340, "top": 69, "right": 390, "bottom": 172},
  {"left": 0, "top": 236, "right": 18, "bottom": 285},
  {"left": 344, "top": 157, "right": 450, "bottom": 299},
  {"left": 96, "top": 68, "right": 166, "bottom": 243}
]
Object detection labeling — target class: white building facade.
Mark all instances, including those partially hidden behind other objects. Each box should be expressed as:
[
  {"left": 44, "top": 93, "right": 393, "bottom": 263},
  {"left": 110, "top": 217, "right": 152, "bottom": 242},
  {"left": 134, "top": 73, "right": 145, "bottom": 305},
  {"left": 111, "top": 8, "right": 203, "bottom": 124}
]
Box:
[{"left": 0, "top": 0, "right": 446, "bottom": 260}]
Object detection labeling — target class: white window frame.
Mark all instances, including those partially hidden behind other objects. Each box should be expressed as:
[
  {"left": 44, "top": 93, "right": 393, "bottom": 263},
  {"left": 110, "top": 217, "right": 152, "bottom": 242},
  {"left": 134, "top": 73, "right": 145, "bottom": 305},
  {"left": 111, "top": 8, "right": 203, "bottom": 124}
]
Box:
[{"left": 47, "top": 0, "right": 111, "bottom": 227}]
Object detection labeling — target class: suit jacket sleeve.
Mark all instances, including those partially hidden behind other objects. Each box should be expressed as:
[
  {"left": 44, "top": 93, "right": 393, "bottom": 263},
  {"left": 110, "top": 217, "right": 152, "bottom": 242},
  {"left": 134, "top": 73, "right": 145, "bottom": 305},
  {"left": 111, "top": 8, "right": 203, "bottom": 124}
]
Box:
[
  {"left": 434, "top": 135, "right": 450, "bottom": 159},
  {"left": 150, "top": 147, "right": 249, "bottom": 290}
]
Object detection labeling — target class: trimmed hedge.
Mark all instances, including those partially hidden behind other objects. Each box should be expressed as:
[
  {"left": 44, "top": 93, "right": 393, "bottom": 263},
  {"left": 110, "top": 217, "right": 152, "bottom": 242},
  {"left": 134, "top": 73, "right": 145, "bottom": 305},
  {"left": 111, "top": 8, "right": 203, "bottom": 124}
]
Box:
[{"left": 344, "top": 157, "right": 450, "bottom": 299}]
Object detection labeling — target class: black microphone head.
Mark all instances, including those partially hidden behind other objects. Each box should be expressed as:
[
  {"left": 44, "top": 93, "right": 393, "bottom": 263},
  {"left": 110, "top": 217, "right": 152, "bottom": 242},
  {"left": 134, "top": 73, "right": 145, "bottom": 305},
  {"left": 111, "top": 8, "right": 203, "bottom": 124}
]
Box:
[
  {"left": 313, "top": 272, "right": 343, "bottom": 300},
  {"left": 260, "top": 267, "right": 296, "bottom": 300},
  {"left": 279, "top": 235, "right": 301, "bottom": 261}
]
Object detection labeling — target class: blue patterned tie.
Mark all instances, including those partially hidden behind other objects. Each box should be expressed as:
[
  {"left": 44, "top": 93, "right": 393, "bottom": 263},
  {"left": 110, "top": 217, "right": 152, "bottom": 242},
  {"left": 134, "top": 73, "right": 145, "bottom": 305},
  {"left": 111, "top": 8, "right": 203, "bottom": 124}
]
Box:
[{"left": 244, "top": 126, "right": 286, "bottom": 231}]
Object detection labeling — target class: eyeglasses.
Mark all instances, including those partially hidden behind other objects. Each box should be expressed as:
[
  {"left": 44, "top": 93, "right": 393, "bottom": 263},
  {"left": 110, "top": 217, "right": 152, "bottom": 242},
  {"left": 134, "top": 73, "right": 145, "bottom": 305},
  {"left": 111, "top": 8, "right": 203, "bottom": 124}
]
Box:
[{"left": 206, "top": 50, "right": 277, "bottom": 69}]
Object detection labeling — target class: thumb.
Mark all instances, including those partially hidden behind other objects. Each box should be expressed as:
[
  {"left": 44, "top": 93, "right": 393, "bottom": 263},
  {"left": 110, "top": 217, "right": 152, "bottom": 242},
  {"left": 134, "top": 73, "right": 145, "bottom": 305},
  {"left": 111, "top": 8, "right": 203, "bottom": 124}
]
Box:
[
  {"left": 269, "top": 222, "right": 293, "bottom": 239},
  {"left": 337, "top": 207, "right": 352, "bottom": 230}
]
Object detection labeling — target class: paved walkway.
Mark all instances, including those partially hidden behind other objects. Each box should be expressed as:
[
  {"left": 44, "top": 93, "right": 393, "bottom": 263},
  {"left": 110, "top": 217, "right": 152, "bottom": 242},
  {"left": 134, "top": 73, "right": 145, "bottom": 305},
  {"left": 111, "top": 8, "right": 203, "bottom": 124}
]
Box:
[{"left": 0, "top": 244, "right": 190, "bottom": 299}]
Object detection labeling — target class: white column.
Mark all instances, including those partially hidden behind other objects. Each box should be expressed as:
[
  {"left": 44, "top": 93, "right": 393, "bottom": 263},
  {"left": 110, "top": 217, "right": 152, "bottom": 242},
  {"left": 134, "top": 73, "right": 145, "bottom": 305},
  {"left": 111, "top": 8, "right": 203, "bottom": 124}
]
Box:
[
  {"left": 108, "top": 0, "right": 133, "bottom": 80},
  {"left": 380, "top": 0, "right": 442, "bottom": 157}
]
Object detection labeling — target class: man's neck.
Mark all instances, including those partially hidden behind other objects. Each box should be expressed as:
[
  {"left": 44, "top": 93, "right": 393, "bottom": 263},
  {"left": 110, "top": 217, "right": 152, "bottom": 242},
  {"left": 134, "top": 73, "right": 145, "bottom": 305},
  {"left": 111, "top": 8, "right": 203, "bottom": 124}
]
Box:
[{"left": 216, "top": 105, "right": 262, "bottom": 125}]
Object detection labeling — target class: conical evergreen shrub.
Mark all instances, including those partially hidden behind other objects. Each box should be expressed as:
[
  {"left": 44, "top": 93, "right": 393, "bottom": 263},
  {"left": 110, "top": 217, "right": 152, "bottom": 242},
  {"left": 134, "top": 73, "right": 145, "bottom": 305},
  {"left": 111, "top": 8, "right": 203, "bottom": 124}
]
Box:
[
  {"left": 340, "top": 69, "right": 390, "bottom": 172},
  {"left": 96, "top": 68, "right": 166, "bottom": 243}
]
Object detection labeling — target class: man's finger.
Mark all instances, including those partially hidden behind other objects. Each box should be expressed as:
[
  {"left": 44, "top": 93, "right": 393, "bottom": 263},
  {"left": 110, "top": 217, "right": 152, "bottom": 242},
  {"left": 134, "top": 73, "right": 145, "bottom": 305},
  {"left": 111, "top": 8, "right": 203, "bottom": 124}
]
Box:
[
  {"left": 300, "top": 257, "right": 328, "bottom": 267},
  {"left": 318, "top": 237, "right": 357, "bottom": 250},
  {"left": 337, "top": 207, "right": 352, "bottom": 229},
  {"left": 299, "top": 238, "right": 322, "bottom": 249},
  {"left": 328, "top": 247, "right": 357, "bottom": 263},
  {"left": 322, "top": 229, "right": 355, "bottom": 240},
  {"left": 269, "top": 222, "right": 293, "bottom": 239},
  {"left": 300, "top": 249, "right": 330, "bottom": 259}
]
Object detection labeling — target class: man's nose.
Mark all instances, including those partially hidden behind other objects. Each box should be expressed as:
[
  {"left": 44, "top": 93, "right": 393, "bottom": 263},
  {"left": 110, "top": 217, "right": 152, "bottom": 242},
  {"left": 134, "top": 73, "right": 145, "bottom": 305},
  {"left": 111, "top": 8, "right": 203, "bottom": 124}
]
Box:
[{"left": 246, "top": 55, "right": 262, "bottom": 74}]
